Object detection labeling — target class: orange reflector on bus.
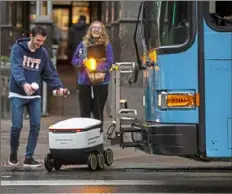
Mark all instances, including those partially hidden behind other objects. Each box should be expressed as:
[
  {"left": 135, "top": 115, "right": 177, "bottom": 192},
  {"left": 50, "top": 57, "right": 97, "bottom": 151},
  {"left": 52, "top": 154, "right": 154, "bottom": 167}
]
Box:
[
  {"left": 195, "top": 93, "right": 200, "bottom": 107},
  {"left": 158, "top": 91, "right": 200, "bottom": 109},
  {"left": 167, "top": 93, "right": 200, "bottom": 108}
]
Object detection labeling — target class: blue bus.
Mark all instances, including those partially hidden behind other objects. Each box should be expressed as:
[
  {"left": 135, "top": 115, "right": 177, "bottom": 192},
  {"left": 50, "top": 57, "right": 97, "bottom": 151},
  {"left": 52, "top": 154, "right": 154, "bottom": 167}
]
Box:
[{"left": 125, "top": 1, "right": 232, "bottom": 159}]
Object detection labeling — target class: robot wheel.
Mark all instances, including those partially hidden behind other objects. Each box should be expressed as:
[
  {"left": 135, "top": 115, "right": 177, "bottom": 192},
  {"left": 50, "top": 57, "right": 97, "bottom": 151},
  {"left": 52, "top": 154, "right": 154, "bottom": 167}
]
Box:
[
  {"left": 54, "top": 160, "right": 62, "bottom": 171},
  {"left": 104, "top": 148, "right": 114, "bottom": 166},
  {"left": 97, "top": 153, "right": 105, "bottom": 170},
  {"left": 44, "top": 153, "right": 54, "bottom": 172},
  {"left": 44, "top": 153, "right": 62, "bottom": 172},
  {"left": 87, "top": 153, "right": 98, "bottom": 171}
]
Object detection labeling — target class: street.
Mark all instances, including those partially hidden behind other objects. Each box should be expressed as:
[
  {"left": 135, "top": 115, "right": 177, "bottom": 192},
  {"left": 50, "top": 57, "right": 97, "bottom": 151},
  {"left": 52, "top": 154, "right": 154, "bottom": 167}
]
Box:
[{"left": 1, "top": 166, "right": 232, "bottom": 193}]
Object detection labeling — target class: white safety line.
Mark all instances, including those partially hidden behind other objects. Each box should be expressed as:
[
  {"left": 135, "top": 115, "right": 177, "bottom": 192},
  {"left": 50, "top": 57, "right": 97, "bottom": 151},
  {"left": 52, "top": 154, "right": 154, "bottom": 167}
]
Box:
[
  {"left": 11, "top": 193, "right": 232, "bottom": 194},
  {"left": 1, "top": 179, "right": 163, "bottom": 186}
]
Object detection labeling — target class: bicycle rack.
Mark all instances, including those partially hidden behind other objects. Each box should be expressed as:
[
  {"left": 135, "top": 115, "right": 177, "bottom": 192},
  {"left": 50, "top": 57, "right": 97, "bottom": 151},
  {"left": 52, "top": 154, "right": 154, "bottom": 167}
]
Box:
[{"left": 109, "top": 62, "right": 144, "bottom": 147}]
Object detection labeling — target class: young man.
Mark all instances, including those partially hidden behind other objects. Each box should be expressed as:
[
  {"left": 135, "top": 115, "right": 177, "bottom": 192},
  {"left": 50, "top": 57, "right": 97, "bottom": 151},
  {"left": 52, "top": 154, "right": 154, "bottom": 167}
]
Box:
[{"left": 8, "top": 25, "right": 66, "bottom": 167}]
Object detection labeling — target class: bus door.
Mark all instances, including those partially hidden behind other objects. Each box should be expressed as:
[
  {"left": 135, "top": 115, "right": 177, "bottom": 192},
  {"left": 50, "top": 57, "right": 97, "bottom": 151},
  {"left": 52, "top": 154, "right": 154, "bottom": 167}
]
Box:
[
  {"left": 141, "top": 1, "right": 199, "bottom": 155},
  {"left": 154, "top": 1, "right": 199, "bottom": 124},
  {"left": 202, "top": 2, "right": 232, "bottom": 157}
]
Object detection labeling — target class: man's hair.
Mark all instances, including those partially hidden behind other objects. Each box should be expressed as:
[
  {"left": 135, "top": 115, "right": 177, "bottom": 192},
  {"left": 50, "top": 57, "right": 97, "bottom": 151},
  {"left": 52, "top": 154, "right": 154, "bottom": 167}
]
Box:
[{"left": 31, "top": 25, "right": 47, "bottom": 37}]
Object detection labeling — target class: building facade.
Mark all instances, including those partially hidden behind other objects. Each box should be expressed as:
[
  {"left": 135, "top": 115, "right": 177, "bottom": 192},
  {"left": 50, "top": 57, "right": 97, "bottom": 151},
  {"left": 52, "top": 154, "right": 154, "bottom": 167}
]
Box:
[
  {"left": 1, "top": 1, "right": 141, "bottom": 64},
  {"left": 101, "top": 1, "right": 144, "bottom": 119},
  {"left": 0, "top": 1, "right": 144, "bottom": 119},
  {"left": 0, "top": 1, "right": 30, "bottom": 57}
]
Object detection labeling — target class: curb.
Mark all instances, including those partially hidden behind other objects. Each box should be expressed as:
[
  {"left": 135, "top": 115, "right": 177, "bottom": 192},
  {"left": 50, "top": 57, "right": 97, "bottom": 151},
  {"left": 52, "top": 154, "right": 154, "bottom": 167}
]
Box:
[
  {"left": 107, "top": 165, "right": 232, "bottom": 172},
  {"left": 1, "top": 160, "right": 231, "bottom": 172}
]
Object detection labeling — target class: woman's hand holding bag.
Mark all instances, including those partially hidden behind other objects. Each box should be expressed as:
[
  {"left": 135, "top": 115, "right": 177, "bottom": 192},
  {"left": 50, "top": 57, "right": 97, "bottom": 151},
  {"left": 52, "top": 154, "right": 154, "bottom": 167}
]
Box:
[{"left": 85, "top": 58, "right": 106, "bottom": 85}]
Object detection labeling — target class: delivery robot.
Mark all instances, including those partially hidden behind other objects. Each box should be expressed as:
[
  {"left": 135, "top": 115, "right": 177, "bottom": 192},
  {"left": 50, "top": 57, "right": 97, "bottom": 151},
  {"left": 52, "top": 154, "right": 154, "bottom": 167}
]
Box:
[
  {"left": 44, "top": 89, "right": 113, "bottom": 171},
  {"left": 44, "top": 117, "right": 113, "bottom": 171}
]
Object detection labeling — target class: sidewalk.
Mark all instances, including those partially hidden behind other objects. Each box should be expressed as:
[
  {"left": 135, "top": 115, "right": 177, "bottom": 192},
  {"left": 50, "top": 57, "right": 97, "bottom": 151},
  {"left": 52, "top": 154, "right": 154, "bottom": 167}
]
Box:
[
  {"left": 1, "top": 116, "right": 231, "bottom": 169},
  {"left": 0, "top": 64, "right": 148, "bottom": 167},
  {"left": 1, "top": 65, "right": 230, "bottom": 169},
  {"left": 0, "top": 116, "right": 146, "bottom": 164}
]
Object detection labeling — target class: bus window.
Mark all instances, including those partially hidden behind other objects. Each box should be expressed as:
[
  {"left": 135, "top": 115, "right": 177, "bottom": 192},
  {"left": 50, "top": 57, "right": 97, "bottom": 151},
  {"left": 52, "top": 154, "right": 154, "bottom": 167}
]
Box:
[
  {"left": 208, "top": 1, "right": 232, "bottom": 29},
  {"left": 159, "top": 1, "right": 190, "bottom": 47}
]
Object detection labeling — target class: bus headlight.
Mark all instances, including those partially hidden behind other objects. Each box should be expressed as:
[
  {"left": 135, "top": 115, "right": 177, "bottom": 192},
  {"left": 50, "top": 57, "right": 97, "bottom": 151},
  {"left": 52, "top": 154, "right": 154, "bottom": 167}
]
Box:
[{"left": 157, "top": 91, "right": 200, "bottom": 109}]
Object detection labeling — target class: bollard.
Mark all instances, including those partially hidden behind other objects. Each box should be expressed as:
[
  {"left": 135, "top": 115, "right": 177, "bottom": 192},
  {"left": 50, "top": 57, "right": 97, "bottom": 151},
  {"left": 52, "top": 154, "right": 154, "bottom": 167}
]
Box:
[{"left": 52, "top": 45, "right": 58, "bottom": 69}]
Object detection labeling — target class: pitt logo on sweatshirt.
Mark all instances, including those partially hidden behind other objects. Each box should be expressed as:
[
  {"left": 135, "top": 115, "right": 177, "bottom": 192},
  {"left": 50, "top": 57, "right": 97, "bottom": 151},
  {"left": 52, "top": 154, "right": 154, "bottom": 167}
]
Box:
[{"left": 22, "top": 56, "right": 41, "bottom": 71}]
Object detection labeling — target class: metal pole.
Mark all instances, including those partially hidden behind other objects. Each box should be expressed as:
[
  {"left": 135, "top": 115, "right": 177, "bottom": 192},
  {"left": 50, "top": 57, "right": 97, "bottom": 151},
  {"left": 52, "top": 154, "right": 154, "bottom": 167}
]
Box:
[
  {"left": 36, "top": 1, "right": 42, "bottom": 16},
  {"left": 47, "top": 1, "right": 52, "bottom": 16},
  {"left": 41, "top": 1, "right": 53, "bottom": 117},
  {"left": 52, "top": 45, "right": 58, "bottom": 69},
  {"left": 115, "top": 67, "right": 121, "bottom": 135},
  {"left": 36, "top": 1, "right": 51, "bottom": 116},
  {"left": 111, "top": 69, "right": 116, "bottom": 120},
  {"left": 0, "top": 10, "right": 2, "bottom": 119},
  {"left": 41, "top": 81, "right": 48, "bottom": 116}
]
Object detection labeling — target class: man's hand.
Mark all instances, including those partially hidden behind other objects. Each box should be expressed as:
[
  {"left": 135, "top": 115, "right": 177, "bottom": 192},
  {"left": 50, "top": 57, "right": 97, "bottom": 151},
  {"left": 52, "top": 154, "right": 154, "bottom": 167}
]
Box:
[
  {"left": 55, "top": 88, "right": 70, "bottom": 97},
  {"left": 58, "top": 88, "right": 65, "bottom": 95},
  {"left": 23, "top": 83, "right": 34, "bottom": 96}
]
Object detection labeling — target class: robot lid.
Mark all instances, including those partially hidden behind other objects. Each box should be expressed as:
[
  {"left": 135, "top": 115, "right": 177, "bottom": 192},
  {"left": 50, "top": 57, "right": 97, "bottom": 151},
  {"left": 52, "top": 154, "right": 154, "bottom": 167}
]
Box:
[{"left": 49, "top": 118, "right": 102, "bottom": 130}]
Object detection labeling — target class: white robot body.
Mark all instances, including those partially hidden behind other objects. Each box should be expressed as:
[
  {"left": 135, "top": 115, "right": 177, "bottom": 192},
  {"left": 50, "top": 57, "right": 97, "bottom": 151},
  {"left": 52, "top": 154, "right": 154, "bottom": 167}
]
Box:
[
  {"left": 48, "top": 118, "right": 103, "bottom": 149},
  {"left": 45, "top": 117, "right": 113, "bottom": 171}
]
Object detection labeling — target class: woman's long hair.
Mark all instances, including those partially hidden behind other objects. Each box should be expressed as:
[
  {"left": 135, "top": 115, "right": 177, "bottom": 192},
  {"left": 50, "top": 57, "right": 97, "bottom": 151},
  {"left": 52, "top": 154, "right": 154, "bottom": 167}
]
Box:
[{"left": 83, "top": 20, "right": 109, "bottom": 47}]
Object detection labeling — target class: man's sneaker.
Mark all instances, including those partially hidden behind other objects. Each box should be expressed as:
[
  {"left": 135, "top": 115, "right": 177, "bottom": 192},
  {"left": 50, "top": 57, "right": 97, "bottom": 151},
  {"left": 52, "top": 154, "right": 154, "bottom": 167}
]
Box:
[
  {"left": 23, "top": 157, "right": 41, "bottom": 167},
  {"left": 8, "top": 153, "right": 19, "bottom": 166}
]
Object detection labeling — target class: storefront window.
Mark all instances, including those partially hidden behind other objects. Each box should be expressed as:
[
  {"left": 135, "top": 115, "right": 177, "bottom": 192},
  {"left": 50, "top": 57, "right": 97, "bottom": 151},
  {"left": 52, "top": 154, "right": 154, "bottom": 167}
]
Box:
[{"left": 72, "top": 6, "right": 90, "bottom": 24}]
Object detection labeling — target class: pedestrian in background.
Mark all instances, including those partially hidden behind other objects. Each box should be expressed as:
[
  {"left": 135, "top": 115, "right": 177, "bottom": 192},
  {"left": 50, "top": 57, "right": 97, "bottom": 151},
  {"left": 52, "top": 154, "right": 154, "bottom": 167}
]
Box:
[
  {"left": 71, "top": 20, "right": 114, "bottom": 126},
  {"left": 68, "top": 15, "right": 89, "bottom": 91},
  {"left": 9, "top": 25, "right": 67, "bottom": 167},
  {"left": 68, "top": 15, "right": 88, "bottom": 59}
]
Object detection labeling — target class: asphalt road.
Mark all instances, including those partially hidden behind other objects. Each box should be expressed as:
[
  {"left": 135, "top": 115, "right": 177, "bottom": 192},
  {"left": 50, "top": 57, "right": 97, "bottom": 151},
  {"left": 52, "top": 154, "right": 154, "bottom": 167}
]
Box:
[{"left": 1, "top": 166, "right": 232, "bottom": 194}]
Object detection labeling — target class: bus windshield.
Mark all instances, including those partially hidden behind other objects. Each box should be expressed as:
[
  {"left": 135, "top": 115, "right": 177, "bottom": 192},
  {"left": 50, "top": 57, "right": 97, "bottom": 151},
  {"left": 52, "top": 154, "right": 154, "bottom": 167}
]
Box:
[{"left": 146, "top": 1, "right": 191, "bottom": 49}]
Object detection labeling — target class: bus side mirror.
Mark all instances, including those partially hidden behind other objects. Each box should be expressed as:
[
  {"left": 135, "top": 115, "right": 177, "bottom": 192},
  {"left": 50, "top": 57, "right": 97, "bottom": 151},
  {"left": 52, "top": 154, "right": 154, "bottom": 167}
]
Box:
[{"left": 129, "top": 62, "right": 140, "bottom": 85}]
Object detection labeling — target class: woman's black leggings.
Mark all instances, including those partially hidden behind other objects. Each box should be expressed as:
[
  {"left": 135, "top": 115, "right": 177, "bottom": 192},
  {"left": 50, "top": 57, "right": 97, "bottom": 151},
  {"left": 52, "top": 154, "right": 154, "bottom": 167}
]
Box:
[{"left": 78, "top": 84, "right": 108, "bottom": 124}]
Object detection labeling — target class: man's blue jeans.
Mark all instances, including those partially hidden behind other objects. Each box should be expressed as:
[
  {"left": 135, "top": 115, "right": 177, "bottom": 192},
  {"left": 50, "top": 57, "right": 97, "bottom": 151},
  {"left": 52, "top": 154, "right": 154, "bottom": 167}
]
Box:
[{"left": 10, "top": 97, "right": 41, "bottom": 158}]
